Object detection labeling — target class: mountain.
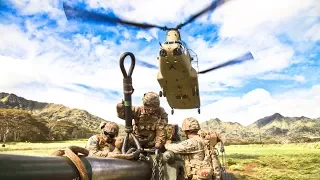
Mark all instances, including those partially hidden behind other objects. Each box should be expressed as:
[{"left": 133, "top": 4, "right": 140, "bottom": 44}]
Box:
[
  {"left": 1, "top": 92, "right": 319, "bottom": 144},
  {"left": 200, "top": 113, "right": 320, "bottom": 144},
  {"left": 0, "top": 92, "right": 108, "bottom": 130},
  {"left": 0, "top": 92, "right": 124, "bottom": 142}
]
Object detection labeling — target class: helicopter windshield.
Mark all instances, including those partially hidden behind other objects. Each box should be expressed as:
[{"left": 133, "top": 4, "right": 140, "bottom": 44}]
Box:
[{"left": 164, "top": 41, "right": 183, "bottom": 45}]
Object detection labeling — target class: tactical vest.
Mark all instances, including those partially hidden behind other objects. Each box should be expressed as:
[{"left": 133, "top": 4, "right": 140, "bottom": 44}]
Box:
[
  {"left": 133, "top": 107, "right": 161, "bottom": 147},
  {"left": 182, "top": 136, "right": 213, "bottom": 180},
  {"left": 199, "top": 131, "right": 223, "bottom": 179}
]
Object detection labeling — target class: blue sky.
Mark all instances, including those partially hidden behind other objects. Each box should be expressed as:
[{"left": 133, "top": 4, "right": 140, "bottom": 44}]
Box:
[{"left": 0, "top": 0, "right": 319, "bottom": 126}]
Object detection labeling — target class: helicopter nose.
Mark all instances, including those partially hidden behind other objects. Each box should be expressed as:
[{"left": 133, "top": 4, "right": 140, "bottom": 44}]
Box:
[{"left": 163, "top": 44, "right": 182, "bottom": 56}]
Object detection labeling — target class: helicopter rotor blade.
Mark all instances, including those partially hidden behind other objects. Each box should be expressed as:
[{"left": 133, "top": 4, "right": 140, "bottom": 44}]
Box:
[
  {"left": 198, "top": 52, "right": 254, "bottom": 74},
  {"left": 62, "top": 2, "right": 168, "bottom": 30},
  {"left": 176, "top": 0, "right": 231, "bottom": 29}
]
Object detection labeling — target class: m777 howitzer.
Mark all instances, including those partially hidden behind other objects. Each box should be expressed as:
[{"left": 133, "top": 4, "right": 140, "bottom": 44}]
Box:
[{"left": 0, "top": 52, "right": 185, "bottom": 180}]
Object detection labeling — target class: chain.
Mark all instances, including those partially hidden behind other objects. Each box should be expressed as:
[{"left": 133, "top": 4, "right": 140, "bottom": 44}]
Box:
[
  {"left": 151, "top": 155, "right": 157, "bottom": 180},
  {"left": 158, "top": 154, "right": 164, "bottom": 180}
]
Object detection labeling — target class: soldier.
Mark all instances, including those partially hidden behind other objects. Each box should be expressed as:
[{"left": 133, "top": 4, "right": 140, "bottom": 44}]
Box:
[
  {"left": 199, "top": 129, "right": 224, "bottom": 179},
  {"left": 165, "top": 117, "right": 214, "bottom": 180},
  {"left": 116, "top": 92, "right": 168, "bottom": 150},
  {"left": 85, "top": 121, "right": 122, "bottom": 157}
]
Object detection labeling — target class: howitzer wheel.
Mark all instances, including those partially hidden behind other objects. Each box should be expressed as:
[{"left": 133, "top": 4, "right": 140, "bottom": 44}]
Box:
[{"left": 221, "top": 172, "right": 236, "bottom": 180}]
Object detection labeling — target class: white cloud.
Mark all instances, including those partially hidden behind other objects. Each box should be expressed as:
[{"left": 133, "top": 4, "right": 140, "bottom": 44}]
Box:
[
  {"left": 189, "top": 85, "right": 320, "bottom": 126},
  {"left": 305, "top": 23, "right": 320, "bottom": 41},
  {"left": 210, "top": 0, "right": 319, "bottom": 38},
  {"left": 84, "top": 0, "right": 213, "bottom": 24},
  {"left": 1, "top": 0, "right": 319, "bottom": 129},
  {"left": 10, "top": 0, "right": 65, "bottom": 20},
  {"left": 136, "top": 31, "right": 154, "bottom": 42},
  {"left": 258, "top": 73, "right": 306, "bottom": 83}
]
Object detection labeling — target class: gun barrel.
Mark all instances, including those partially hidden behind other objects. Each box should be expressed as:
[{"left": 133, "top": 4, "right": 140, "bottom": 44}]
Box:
[{"left": 0, "top": 154, "right": 151, "bottom": 180}]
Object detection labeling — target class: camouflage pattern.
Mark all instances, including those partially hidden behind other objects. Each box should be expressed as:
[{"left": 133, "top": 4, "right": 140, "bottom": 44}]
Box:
[
  {"left": 142, "top": 92, "right": 161, "bottom": 110},
  {"left": 85, "top": 121, "right": 122, "bottom": 157},
  {"left": 165, "top": 135, "right": 212, "bottom": 179},
  {"left": 199, "top": 129, "right": 224, "bottom": 180},
  {"left": 165, "top": 117, "right": 214, "bottom": 179},
  {"left": 116, "top": 92, "right": 168, "bottom": 148},
  {"left": 165, "top": 124, "right": 181, "bottom": 144},
  {"left": 181, "top": 117, "right": 200, "bottom": 131},
  {"left": 198, "top": 130, "right": 223, "bottom": 147},
  {"left": 165, "top": 124, "right": 175, "bottom": 144}
]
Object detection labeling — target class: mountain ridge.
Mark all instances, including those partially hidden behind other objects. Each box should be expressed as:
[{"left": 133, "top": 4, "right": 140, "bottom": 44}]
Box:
[{"left": 1, "top": 92, "right": 319, "bottom": 144}]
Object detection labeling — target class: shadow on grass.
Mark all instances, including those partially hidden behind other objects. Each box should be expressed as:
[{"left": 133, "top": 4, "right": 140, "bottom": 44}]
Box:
[{"left": 228, "top": 153, "right": 259, "bottom": 159}]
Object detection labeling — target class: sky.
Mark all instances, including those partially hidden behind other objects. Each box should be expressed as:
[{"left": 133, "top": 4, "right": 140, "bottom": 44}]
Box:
[{"left": 0, "top": 0, "right": 319, "bottom": 126}]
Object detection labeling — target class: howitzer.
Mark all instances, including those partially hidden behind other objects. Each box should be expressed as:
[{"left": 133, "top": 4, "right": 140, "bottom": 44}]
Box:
[{"left": 0, "top": 153, "right": 151, "bottom": 180}]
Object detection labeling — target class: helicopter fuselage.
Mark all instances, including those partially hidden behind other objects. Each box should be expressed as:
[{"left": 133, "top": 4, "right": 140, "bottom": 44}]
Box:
[{"left": 157, "top": 38, "right": 200, "bottom": 113}]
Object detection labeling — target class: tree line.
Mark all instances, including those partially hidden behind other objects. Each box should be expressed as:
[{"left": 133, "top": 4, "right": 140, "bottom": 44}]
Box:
[{"left": 0, "top": 108, "right": 97, "bottom": 143}]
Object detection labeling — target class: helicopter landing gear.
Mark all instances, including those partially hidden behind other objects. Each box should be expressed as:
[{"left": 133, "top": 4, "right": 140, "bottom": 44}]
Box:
[
  {"left": 171, "top": 108, "right": 174, "bottom": 115},
  {"left": 159, "top": 90, "right": 166, "bottom": 97},
  {"left": 197, "top": 107, "right": 200, "bottom": 114}
]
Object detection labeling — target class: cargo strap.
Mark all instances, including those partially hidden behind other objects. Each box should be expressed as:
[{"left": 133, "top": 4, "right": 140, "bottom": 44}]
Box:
[{"left": 52, "top": 146, "right": 89, "bottom": 180}]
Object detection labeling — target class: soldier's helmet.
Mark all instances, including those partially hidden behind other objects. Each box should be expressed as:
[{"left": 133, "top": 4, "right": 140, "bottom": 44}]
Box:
[
  {"left": 181, "top": 117, "right": 200, "bottom": 131},
  {"left": 142, "top": 92, "right": 160, "bottom": 108},
  {"left": 100, "top": 121, "right": 119, "bottom": 138}
]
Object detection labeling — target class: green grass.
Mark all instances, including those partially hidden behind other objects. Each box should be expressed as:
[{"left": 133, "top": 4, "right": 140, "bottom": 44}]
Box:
[
  {"left": 1, "top": 141, "right": 319, "bottom": 179},
  {"left": 223, "top": 143, "right": 320, "bottom": 180},
  {"left": 0, "top": 139, "right": 87, "bottom": 156}
]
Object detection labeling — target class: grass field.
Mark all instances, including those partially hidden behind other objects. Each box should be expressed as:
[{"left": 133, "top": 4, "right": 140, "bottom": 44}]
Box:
[{"left": 1, "top": 140, "right": 320, "bottom": 180}]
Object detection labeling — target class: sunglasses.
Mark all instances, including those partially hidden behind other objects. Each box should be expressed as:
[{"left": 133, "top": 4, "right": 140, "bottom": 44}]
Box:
[{"left": 104, "top": 131, "right": 115, "bottom": 138}]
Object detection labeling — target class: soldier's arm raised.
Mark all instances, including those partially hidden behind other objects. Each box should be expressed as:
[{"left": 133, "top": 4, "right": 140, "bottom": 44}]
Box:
[
  {"left": 116, "top": 100, "right": 139, "bottom": 120},
  {"left": 216, "top": 132, "right": 225, "bottom": 152},
  {"left": 216, "top": 132, "right": 224, "bottom": 144}
]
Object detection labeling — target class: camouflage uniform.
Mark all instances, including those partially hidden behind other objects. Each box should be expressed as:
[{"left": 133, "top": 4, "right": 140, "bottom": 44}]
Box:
[
  {"left": 199, "top": 130, "right": 224, "bottom": 180},
  {"left": 116, "top": 92, "right": 168, "bottom": 149},
  {"left": 165, "top": 118, "right": 213, "bottom": 180},
  {"left": 85, "top": 121, "right": 122, "bottom": 157},
  {"left": 165, "top": 124, "right": 181, "bottom": 144}
]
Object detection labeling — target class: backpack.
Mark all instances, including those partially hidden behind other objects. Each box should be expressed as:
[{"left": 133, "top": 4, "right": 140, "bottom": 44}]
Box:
[{"left": 198, "top": 130, "right": 223, "bottom": 179}]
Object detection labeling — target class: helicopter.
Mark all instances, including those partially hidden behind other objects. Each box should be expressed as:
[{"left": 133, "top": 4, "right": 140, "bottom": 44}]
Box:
[{"left": 62, "top": 0, "right": 254, "bottom": 115}]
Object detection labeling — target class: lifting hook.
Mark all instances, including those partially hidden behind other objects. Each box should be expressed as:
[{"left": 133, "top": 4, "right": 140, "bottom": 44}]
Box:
[{"left": 119, "top": 52, "right": 141, "bottom": 155}]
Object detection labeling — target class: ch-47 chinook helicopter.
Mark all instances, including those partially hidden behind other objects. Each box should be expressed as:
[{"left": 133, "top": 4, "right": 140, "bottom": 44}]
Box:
[{"left": 62, "top": 0, "right": 254, "bottom": 115}]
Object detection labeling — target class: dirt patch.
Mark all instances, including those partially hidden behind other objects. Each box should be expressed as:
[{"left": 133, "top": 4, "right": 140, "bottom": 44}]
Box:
[{"left": 243, "top": 163, "right": 258, "bottom": 174}]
